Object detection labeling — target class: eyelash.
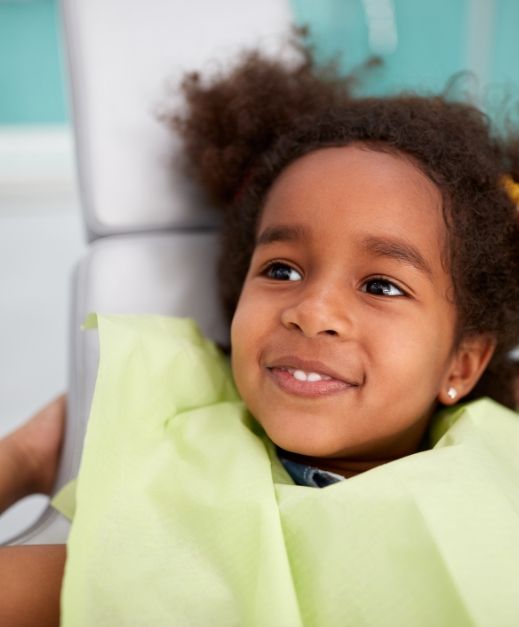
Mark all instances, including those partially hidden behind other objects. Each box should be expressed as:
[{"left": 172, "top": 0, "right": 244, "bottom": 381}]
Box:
[{"left": 261, "top": 261, "right": 408, "bottom": 297}]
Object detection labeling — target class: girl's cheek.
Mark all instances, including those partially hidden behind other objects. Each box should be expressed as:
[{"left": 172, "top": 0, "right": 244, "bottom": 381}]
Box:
[{"left": 230, "top": 302, "right": 253, "bottom": 360}]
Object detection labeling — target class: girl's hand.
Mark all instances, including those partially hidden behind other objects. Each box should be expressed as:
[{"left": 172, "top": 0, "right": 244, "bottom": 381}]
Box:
[{"left": 1, "top": 395, "right": 66, "bottom": 513}]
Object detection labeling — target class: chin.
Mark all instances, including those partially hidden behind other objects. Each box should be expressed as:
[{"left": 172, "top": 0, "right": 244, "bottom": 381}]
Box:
[{"left": 262, "top": 422, "right": 349, "bottom": 458}]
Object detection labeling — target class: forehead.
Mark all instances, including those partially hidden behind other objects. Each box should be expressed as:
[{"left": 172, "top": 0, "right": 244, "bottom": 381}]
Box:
[{"left": 259, "top": 145, "right": 445, "bottom": 262}]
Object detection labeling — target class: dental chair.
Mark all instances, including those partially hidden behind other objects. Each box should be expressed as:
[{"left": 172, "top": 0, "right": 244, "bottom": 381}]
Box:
[{"left": 4, "top": 0, "right": 293, "bottom": 546}]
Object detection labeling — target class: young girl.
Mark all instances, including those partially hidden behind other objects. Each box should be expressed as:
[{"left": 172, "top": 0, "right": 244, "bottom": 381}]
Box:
[{"left": 1, "top": 41, "right": 519, "bottom": 626}]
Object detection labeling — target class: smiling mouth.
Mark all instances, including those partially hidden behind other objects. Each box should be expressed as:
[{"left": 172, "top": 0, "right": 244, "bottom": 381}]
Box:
[{"left": 267, "top": 365, "right": 360, "bottom": 398}]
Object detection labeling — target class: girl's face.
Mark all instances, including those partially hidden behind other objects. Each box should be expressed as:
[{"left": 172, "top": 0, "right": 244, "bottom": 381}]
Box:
[{"left": 231, "top": 145, "right": 460, "bottom": 465}]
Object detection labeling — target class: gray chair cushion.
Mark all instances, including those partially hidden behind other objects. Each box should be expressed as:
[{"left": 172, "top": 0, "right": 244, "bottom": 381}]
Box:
[{"left": 7, "top": 231, "right": 228, "bottom": 545}]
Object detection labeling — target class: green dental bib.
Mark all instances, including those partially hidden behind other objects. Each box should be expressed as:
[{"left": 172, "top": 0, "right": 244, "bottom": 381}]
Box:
[{"left": 60, "top": 315, "right": 519, "bottom": 626}]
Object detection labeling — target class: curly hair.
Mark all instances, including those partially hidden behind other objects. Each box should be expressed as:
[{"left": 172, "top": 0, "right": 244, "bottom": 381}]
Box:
[{"left": 169, "top": 42, "right": 519, "bottom": 408}]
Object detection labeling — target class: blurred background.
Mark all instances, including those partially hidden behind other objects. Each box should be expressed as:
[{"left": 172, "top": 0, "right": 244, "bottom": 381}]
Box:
[
  {"left": 1, "top": 0, "right": 518, "bottom": 539},
  {"left": 294, "top": 0, "right": 519, "bottom": 102}
]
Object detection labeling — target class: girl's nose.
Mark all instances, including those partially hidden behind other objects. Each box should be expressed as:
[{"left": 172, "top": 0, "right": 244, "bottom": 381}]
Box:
[{"left": 280, "top": 284, "right": 354, "bottom": 338}]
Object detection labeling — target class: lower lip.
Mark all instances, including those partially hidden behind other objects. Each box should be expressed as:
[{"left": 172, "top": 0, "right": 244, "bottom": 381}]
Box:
[{"left": 267, "top": 367, "right": 356, "bottom": 398}]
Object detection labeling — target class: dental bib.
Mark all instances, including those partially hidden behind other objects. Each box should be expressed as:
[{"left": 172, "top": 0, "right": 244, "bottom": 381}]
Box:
[{"left": 59, "top": 315, "right": 519, "bottom": 626}]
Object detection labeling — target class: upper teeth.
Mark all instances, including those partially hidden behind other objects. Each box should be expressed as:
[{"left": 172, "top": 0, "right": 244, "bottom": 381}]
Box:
[{"left": 289, "top": 368, "right": 332, "bottom": 382}]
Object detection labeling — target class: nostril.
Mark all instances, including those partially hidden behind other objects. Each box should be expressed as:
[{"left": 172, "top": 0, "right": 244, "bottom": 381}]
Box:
[{"left": 324, "top": 329, "right": 338, "bottom": 336}]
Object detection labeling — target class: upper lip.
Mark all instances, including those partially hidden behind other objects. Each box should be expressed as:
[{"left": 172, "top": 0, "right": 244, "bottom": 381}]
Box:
[{"left": 265, "top": 355, "right": 361, "bottom": 386}]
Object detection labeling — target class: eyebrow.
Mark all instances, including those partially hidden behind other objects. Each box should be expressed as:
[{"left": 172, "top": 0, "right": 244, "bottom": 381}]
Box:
[
  {"left": 361, "top": 235, "right": 432, "bottom": 277},
  {"left": 256, "top": 224, "right": 308, "bottom": 247},
  {"left": 256, "top": 225, "right": 433, "bottom": 278}
]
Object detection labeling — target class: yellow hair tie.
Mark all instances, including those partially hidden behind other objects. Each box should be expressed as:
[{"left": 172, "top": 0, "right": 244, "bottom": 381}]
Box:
[{"left": 502, "top": 175, "right": 519, "bottom": 206}]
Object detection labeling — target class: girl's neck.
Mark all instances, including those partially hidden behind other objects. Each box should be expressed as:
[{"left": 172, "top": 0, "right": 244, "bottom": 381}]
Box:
[
  {"left": 278, "top": 430, "right": 431, "bottom": 479},
  {"left": 278, "top": 449, "right": 389, "bottom": 478}
]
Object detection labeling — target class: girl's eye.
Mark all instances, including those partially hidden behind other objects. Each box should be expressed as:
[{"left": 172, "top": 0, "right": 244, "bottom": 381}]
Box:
[
  {"left": 362, "top": 278, "right": 406, "bottom": 297},
  {"left": 263, "top": 262, "right": 302, "bottom": 282}
]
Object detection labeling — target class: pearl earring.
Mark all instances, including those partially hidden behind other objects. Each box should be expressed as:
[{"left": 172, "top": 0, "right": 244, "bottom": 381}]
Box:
[{"left": 447, "top": 387, "right": 457, "bottom": 400}]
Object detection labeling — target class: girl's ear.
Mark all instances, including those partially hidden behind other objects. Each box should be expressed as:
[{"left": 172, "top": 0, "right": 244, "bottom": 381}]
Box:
[{"left": 438, "top": 335, "right": 497, "bottom": 405}]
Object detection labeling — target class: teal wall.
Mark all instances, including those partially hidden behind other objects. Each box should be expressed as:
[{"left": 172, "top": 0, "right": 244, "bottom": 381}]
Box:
[
  {"left": 0, "top": 0, "right": 66, "bottom": 125},
  {"left": 291, "top": 0, "right": 519, "bottom": 103}
]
